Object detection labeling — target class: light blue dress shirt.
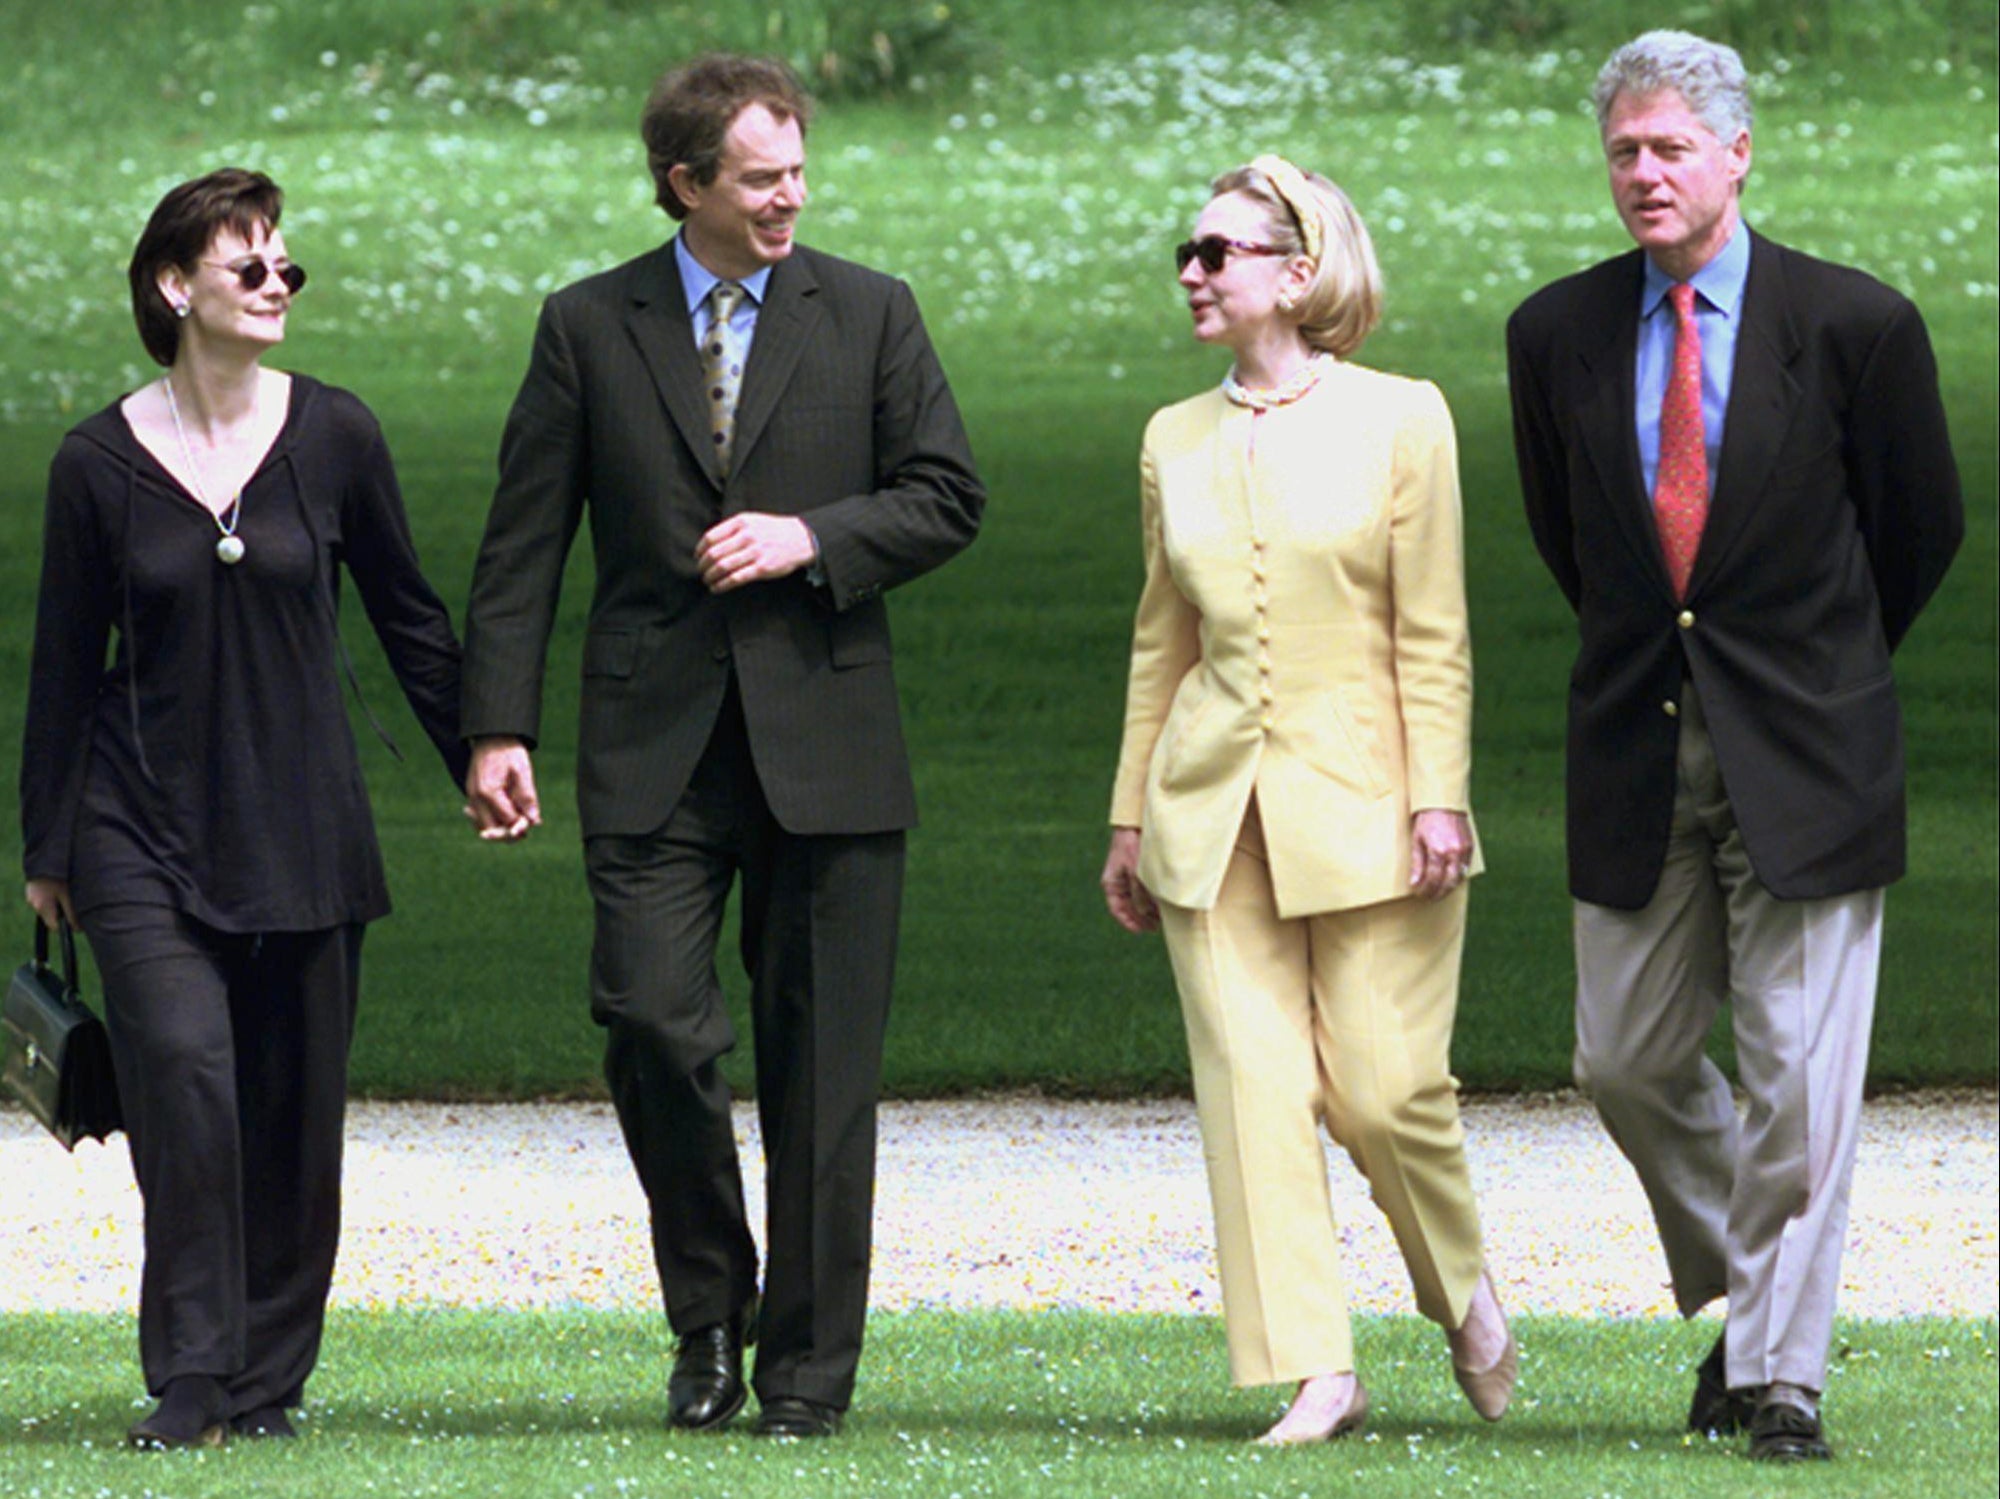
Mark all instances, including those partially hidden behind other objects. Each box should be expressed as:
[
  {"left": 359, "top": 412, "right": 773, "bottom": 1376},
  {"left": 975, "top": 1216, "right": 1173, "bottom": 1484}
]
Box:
[
  {"left": 676, "top": 234, "right": 773, "bottom": 351},
  {"left": 1635, "top": 224, "right": 1750, "bottom": 505}
]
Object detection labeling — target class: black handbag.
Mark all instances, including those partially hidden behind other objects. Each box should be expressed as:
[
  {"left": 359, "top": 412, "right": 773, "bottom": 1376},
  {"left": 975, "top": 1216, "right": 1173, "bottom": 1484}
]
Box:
[{"left": 3, "top": 917, "right": 122, "bottom": 1149}]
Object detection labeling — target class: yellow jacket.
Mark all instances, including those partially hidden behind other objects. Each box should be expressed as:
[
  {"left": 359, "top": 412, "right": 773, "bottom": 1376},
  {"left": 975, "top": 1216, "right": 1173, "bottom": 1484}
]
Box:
[{"left": 1109, "top": 361, "right": 1480, "bottom": 916}]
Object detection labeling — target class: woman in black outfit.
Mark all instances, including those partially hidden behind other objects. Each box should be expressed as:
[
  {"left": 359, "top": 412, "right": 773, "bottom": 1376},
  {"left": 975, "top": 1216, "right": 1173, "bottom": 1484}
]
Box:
[{"left": 19, "top": 169, "right": 466, "bottom": 1448}]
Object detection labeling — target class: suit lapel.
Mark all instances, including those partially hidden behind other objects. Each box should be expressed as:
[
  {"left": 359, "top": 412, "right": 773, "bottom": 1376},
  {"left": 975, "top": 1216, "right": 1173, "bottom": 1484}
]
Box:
[
  {"left": 1691, "top": 231, "right": 1801, "bottom": 596},
  {"left": 1572, "top": 254, "right": 1663, "bottom": 580},
  {"left": 624, "top": 244, "right": 727, "bottom": 489},
  {"left": 727, "top": 252, "right": 822, "bottom": 488}
]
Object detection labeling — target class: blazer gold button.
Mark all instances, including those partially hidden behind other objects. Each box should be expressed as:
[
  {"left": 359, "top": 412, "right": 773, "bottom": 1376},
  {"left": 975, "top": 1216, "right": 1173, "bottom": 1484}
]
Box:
[
  {"left": 1677, "top": 609, "right": 1695, "bottom": 629},
  {"left": 1664, "top": 700, "right": 1679, "bottom": 717}
]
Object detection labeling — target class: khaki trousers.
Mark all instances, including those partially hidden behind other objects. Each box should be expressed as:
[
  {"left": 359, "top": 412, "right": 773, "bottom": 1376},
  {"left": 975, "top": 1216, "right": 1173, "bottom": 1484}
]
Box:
[
  {"left": 1159, "top": 808, "right": 1487, "bottom": 1387},
  {"left": 1574, "top": 682, "right": 1882, "bottom": 1394}
]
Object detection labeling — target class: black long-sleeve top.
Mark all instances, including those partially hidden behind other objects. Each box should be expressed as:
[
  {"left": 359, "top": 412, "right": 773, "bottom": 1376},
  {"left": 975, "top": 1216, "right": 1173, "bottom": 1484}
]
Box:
[{"left": 20, "top": 374, "right": 468, "bottom": 932}]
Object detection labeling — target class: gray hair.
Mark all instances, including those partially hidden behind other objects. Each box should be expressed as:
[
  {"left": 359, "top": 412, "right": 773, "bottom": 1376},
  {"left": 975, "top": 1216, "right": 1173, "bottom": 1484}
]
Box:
[{"left": 1592, "top": 30, "right": 1752, "bottom": 145}]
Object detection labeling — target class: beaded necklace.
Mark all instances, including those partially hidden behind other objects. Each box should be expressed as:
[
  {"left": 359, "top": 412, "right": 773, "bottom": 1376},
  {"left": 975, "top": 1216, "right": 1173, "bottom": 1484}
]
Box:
[{"left": 1222, "top": 351, "right": 1332, "bottom": 411}]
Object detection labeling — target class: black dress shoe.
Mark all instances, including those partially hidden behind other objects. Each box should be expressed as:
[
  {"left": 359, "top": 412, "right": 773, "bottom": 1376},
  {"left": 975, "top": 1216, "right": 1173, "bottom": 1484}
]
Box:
[
  {"left": 1686, "top": 1333, "right": 1758, "bottom": 1436},
  {"left": 753, "top": 1395, "right": 843, "bottom": 1439},
  {"left": 128, "top": 1375, "right": 229, "bottom": 1450},
  {"left": 231, "top": 1405, "right": 298, "bottom": 1439},
  {"left": 1749, "top": 1392, "right": 1833, "bottom": 1462},
  {"left": 667, "top": 1300, "right": 757, "bottom": 1431}
]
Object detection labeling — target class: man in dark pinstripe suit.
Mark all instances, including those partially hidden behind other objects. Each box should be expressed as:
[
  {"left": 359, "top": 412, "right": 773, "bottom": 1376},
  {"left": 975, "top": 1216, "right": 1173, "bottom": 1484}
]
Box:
[{"left": 460, "top": 55, "right": 983, "bottom": 1438}]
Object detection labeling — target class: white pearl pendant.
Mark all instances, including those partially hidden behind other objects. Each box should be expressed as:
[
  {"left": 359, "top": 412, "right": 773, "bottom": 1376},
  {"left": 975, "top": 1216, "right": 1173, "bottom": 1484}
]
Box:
[{"left": 215, "top": 534, "right": 247, "bottom": 565}]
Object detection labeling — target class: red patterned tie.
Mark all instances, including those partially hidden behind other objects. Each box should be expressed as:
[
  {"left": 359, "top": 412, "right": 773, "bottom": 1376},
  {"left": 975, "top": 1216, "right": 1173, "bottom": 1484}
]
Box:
[{"left": 1654, "top": 281, "right": 1708, "bottom": 599}]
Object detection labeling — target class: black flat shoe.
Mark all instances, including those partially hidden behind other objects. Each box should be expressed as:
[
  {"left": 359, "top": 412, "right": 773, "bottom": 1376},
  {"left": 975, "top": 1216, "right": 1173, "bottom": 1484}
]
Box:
[
  {"left": 1686, "top": 1332, "right": 1758, "bottom": 1436},
  {"left": 753, "top": 1395, "right": 843, "bottom": 1439},
  {"left": 1748, "top": 1394, "right": 1833, "bottom": 1462},
  {"left": 666, "top": 1298, "right": 757, "bottom": 1431},
  {"left": 128, "top": 1375, "right": 228, "bottom": 1450},
  {"left": 231, "top": 1405, "right": 298, "bottom": 1439}
]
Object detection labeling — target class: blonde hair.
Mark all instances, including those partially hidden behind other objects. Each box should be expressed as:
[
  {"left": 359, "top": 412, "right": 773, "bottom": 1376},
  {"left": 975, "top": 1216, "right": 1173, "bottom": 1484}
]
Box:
[{"left": 1210, "top": 159, "right": 1383, "bottom": 358}]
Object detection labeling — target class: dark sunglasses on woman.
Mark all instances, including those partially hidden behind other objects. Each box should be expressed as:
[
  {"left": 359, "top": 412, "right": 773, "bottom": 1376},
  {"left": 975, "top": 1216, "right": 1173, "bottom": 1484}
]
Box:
[
  {"left": 203, "top": 257, "right": 309, "bottom": 294},
  {"left": 1173, "top": 236, "right": 1286, "bottom": 275}
]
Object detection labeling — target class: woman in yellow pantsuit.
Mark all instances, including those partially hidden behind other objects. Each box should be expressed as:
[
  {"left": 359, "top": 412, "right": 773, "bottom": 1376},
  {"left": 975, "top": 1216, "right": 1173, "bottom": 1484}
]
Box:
[{"left": 1101, "top": 155, "right": 1516, "bottom": 1445}]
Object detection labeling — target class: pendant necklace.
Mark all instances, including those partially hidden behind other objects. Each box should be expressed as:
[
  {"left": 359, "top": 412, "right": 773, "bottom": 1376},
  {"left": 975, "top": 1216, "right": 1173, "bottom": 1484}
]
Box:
[{"left": 164, "top": 376, "right": 251, "bottom": 565}]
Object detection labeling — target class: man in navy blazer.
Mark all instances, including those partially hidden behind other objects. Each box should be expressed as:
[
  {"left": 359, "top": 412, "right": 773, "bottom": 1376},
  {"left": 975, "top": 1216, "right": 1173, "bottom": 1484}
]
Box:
[
  {"left": 460, "top": 54, "right": 983, "bottom": 1438},
  {"left": 1507, "top": 31, "right": 1961, "bottom": 1463}
]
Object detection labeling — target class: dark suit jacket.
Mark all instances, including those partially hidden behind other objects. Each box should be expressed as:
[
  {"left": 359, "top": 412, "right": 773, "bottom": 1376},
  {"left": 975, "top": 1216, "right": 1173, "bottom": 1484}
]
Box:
[
  {"left": 1507, "top": 229, "right": 1962, "bottom": 910},
  {"left": 461, "top": 241, "right": 984, "bottom": 838}
]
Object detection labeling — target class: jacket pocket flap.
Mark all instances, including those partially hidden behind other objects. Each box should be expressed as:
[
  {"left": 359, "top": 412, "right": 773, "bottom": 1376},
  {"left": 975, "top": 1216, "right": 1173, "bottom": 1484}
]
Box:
[{"left": 582, "top": 631, "right": 638, "bottom": 679}]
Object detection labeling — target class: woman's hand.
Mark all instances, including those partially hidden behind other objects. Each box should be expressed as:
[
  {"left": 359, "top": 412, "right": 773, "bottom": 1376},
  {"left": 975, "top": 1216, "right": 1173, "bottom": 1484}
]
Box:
[
  {"left": 463, "top": 736, "right": 542, "bottom": 842},
  {"left": 1409, "top": 809, "right": 1473, "bottom": 901},
  {"left": 1101, "top": 827, "right": 1161, "bottom": 933},
  {"left": 24, "top": 877, "right": 75, "bottom": 931}
]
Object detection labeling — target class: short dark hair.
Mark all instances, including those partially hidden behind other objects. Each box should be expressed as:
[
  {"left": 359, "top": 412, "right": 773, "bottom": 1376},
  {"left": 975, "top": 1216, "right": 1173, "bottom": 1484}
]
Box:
[
  {"left": 640, "top": 53, "right": 812, "bottom": 221},
  {"left": 128, "top": 168, "right": 286, "bottom": 367}
]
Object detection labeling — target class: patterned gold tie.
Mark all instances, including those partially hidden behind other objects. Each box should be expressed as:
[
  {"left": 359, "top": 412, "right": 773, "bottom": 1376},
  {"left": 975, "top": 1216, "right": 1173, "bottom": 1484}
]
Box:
[
  {"left": 1654, "top": 282, "right": 1708, "bottom": 600},
  {"left": 703, "top": 281, "right": 747, "bottom": 476}
]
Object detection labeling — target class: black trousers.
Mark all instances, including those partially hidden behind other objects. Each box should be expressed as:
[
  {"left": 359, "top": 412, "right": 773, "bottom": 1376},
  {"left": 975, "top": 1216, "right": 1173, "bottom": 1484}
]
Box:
[
  {"left": 82, "top": 903, "right": 362, "bottom": 1410},
  {"left": 585, "top": 683, "right": 905, "bottom": 1411}
]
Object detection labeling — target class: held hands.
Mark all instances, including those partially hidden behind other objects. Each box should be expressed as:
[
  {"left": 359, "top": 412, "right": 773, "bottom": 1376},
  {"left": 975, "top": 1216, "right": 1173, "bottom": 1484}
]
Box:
[
  {"left": 1101, "top": 826, "right": 1160, "bottom": 934},
  {"left": 463, "top": 736, "right": 542, "bottom": 842},
  {"left": 696, "top": 513, "right": 817, "bottom": 593},
  {"left": 1409, "top": 808, "right": 1473, "bottom": 901},
  {"left": 23, "top": 877, "right": 75, "bottom": 931}
]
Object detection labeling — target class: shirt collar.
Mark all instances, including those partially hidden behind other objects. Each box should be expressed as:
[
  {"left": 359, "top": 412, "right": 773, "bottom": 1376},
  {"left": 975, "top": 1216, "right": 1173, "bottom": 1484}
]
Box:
[
  {"left": 675, "top": 234, "right": 774, "bottom": 313},
  {"left": 1641, "top": 221, "right": 1751, "bottom": 320}
]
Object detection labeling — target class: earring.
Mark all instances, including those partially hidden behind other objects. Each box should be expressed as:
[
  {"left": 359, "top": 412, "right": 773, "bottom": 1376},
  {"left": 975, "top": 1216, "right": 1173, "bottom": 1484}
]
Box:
[
  {"left": 173, "top": 302, "right": 190, "bottom": 320},
  {"left": 1277, "top": 293, "right": 1297, "bottom": 312}
]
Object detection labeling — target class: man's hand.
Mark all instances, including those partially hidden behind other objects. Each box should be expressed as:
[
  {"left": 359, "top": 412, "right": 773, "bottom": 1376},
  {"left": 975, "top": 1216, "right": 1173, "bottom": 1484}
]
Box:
[
  {"left": 1101, "top": 826, "right": 1160, "bottom": 934},
  {"left": 696, "top": 513, "right": 817, "bottom": 593},
  {"left": 464, "top": 736, "right": 542, "bottom": 842}
]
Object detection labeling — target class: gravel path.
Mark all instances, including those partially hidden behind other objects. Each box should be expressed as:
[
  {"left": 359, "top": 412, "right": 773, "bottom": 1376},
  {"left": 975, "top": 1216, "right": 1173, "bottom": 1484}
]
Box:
[{"left": 4, "top": 1092, "right": 1993, "bottom": 1320}]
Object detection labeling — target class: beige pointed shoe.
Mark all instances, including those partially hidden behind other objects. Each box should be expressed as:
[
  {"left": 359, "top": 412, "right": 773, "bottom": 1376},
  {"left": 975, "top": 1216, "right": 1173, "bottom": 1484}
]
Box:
[
  {"left": 1453, "top": 1330, "right": 1518, "bottom": 1421},
  {"left": 1449, "top": 1273, "right": 1518, "bottom": 1421}
]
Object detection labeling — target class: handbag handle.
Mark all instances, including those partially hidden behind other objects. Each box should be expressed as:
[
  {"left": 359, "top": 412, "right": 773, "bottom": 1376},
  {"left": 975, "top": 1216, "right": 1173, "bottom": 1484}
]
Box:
[{"left": 32, "top": 914, "right": 80, "bottom": 997}]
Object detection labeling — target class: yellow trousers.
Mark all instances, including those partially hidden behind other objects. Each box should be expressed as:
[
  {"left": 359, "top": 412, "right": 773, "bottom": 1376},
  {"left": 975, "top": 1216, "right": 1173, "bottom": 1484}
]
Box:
[{"left": 1159, "top": 810, "right": 1487, "bottom": 1386}]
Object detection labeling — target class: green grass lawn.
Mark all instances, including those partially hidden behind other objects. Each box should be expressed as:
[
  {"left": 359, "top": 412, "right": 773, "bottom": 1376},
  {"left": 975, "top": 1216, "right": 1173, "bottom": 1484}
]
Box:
[
  {"left": 3, "top": 1311, "right": 2000, "bottom": 1495},
  {"left": 0, "top": 1309, "right": 1992, "bottom": 1497},
  {"left": 0, "top": 2, "right": 1993, "bottom": 1095}
]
